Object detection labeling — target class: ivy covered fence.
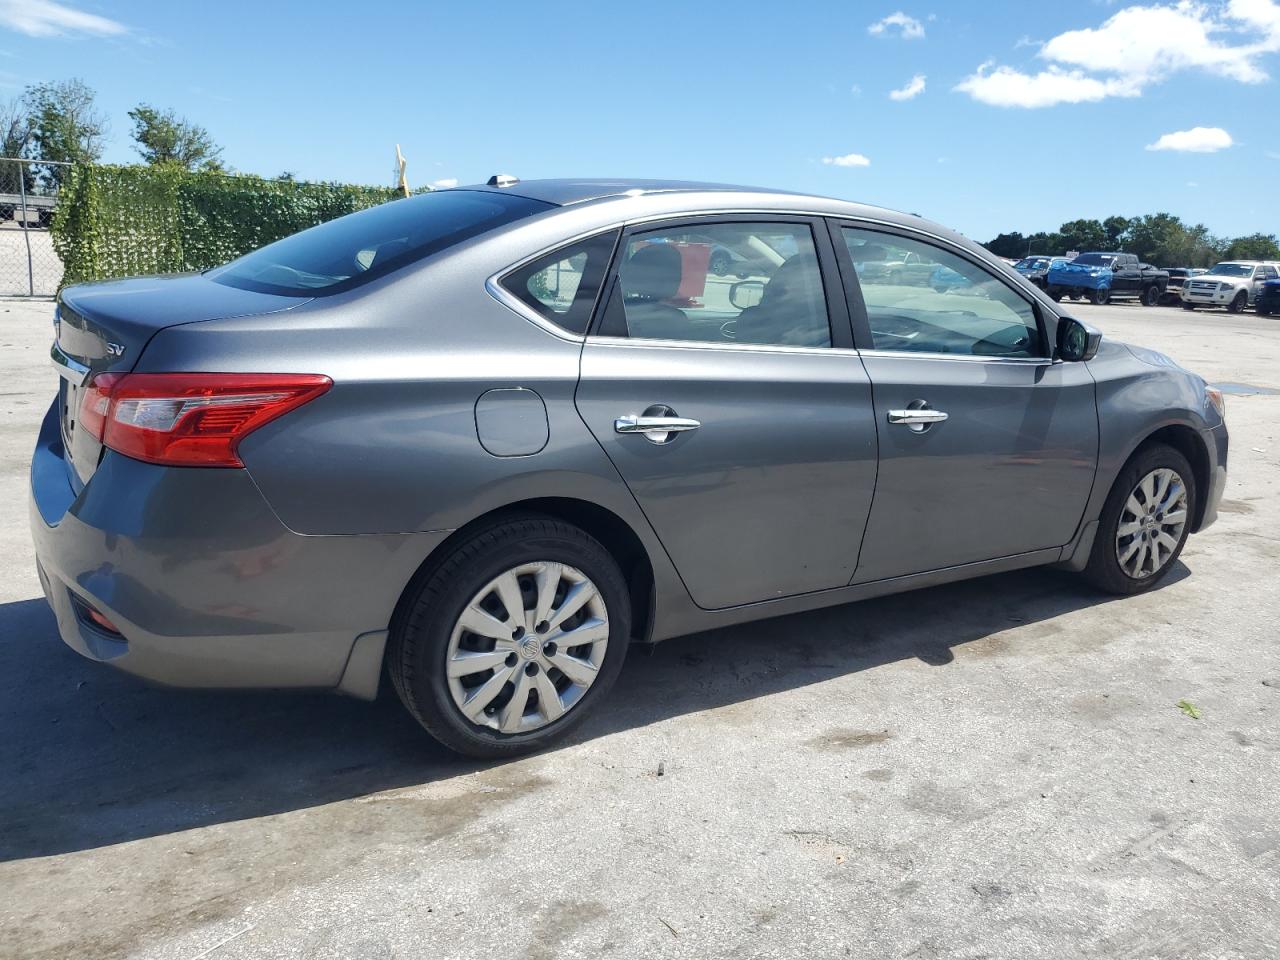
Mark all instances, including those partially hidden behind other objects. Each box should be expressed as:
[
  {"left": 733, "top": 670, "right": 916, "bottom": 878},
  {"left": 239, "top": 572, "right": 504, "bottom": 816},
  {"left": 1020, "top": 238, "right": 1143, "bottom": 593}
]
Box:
[{"left": 50, "top": 164, "right": 408, "bottom": 287}]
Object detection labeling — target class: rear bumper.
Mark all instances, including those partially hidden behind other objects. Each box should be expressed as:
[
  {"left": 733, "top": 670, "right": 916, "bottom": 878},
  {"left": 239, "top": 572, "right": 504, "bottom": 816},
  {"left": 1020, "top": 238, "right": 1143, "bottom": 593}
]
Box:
[{"left": 29, "top": 400, "right": 448, "bottom": 694}]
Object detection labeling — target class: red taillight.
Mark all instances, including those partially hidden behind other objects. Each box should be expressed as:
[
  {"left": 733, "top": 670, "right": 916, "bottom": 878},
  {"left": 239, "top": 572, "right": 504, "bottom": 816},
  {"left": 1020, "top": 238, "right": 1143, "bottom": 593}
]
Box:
[
  {"left": 77, "top": 372, "right": 122, "bottom": 442},
  {"left": 86, "top": 373, "right": 331, "bottom": 467}
]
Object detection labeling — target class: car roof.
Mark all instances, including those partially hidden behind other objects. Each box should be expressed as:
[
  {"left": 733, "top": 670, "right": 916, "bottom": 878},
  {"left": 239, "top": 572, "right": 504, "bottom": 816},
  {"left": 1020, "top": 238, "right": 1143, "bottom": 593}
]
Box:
[{"left": 457, "top": 178, "right": 802, "bottom": 206}]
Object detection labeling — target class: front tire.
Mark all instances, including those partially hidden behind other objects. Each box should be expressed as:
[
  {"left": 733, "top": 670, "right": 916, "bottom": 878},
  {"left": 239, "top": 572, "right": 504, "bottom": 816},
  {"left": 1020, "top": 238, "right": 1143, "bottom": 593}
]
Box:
[
  {"left": 1083, "top": 443, "right": 1195, "bottom": 595},
  {"left": 1090, "top": 287, "right": 1110, "bottom": 305},
  {"left": 388, "top": 516, "right": 631, "bottom": 758},
  {"left": 1227, "top": 290, "right": 1248, "bottom": 314}
]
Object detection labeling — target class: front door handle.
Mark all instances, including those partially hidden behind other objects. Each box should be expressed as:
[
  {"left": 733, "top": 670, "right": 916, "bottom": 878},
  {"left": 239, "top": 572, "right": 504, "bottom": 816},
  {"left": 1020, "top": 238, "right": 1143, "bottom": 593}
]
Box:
[
  {"left": 887, "top": 409, "right": 949, "bottom": 425},
  {"left": 887, "top": 401, "right": 948, "bottom": 434},
  {"left": 615, "top": 414, "right": 700, "bottom": 444}
]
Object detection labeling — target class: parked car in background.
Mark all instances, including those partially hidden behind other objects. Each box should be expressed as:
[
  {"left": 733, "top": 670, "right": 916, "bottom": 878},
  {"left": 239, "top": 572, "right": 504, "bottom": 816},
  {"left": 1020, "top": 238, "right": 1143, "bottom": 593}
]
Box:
[
  {"left": 1181, "top": 261, "right": 1280, "bottom": 313},
  {"left": 1014, "top": 255, "right": 1069, "bottom": 290},
  {"left": 1047, "top": 253, "right": 1168, "bottom": 306},
  {"left": 1161, "top": 267, "right": 1205, "bottom": 304},
  {"left": 1254, "top": 278, "right": 1280, "bottom": 316},
  {"left": 30, "top": 178, "right": 1227, "bottom": 758}
]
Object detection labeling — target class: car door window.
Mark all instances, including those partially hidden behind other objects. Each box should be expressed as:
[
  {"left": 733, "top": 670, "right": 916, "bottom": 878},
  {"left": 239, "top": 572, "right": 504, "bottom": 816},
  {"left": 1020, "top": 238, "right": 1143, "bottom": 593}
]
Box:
[
  {"left": 500, "top": 230, "right": 618, "bottom": 335},
  {"left": 840, "top": 227, "right": 1043, "bottom": 358},
  {"left": 599, "top": 223, "right": 831, "bottom": 347}
]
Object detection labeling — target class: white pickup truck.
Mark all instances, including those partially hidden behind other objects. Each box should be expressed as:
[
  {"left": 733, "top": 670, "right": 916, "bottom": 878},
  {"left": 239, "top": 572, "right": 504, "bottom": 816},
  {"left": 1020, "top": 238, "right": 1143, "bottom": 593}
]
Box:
[{"left": 1181, "top": 261, "right": 1280, "bottom": 313}]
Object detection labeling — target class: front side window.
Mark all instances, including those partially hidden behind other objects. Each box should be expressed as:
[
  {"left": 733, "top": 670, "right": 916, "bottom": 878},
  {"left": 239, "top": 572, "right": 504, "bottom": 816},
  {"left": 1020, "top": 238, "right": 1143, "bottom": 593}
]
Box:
[
  {"left": 599, "top": 222, "right": 831, "bottom": 347},
  {"left": 210, "top": 190, "right": 553, "bottom": 296},
  {"left": 841, "top": 227, "right": 1043, "bottom": 358},
  {"left": 500, "top": 231, "right": 618, "bottom": 335}
]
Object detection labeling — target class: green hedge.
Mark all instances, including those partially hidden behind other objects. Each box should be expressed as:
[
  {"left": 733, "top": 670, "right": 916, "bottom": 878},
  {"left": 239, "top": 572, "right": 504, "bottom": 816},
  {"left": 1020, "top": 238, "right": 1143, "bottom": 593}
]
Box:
[{"left": 51, "top": 164, "right": 407, "bottom": 287}]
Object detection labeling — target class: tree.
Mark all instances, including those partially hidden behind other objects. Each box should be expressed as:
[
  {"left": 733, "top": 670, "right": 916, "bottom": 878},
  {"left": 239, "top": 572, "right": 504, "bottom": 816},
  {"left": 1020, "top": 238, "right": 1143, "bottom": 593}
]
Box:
[
  {"left": 128, "top": 104, "right": 224, "bottom": 171},
  {"left": 983, "top": 231, "right": 1028, "bottom": 259},
  {"left": 1103, "top": 215, "right": 1132, "bottom": 248},
  {"left": 24, "top": 79, "right": 107, "bottom": 181},
  {"left": 1057, "top": 219, "right": 1107, "bottom": 254},
  {"left": 1222, "top": 233, "right": 1280, "bottom": 262}
]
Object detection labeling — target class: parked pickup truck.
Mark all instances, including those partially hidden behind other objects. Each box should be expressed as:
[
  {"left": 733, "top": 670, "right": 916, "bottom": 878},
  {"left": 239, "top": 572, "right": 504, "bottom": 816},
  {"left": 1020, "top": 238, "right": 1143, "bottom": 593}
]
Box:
[
  {"left": 1162, "top": 267, "right": 1205, "bottom": 304},
  {"left": 1046, "top": 252, "right": 1169, "bottom": 306},
  {"left": 1181, "top": 261, "right": 1280, "bottom": 313}
]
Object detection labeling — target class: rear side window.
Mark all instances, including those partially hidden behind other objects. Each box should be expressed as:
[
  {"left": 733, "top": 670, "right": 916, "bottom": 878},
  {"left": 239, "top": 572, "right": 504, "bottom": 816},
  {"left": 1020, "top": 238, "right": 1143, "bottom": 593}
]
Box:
[
  {"left": 210, "top": 190, "right": 553, "bottom": 296},
  {"left": 500, "top": 231, "right": 619, "bottom": 335}
]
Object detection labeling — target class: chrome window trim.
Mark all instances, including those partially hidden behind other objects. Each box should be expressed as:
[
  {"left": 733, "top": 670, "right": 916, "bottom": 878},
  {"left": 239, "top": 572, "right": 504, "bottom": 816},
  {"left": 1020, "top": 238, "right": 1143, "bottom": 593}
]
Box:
[
  {"left": 586, "top": 335, "right": 857, "bottom": 358},
  {"left": 857, "top": 348, "right": 1057, "bottom": 365}
]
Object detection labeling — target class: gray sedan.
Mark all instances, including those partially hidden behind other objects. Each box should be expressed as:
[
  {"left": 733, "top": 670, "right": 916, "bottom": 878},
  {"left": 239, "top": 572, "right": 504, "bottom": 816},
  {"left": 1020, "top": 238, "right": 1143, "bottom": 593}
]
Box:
[{"left": 30, "top": 179, "right": 1228, "bottom": 757}]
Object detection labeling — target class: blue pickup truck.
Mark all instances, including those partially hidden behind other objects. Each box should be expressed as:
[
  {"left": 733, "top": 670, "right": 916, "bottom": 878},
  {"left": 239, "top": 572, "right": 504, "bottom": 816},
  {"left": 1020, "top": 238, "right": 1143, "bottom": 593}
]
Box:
[
  {"left": 1257, "top": 278, "right": 1280, "bottom": 316},
  {"left": 1046, "top": 252, "right": 1169, "bottom": 306}
]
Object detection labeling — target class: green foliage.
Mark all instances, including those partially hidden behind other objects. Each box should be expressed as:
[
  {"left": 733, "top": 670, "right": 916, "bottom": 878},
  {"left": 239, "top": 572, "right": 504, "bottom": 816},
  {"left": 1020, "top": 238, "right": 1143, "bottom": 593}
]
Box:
[
  {"left": 1222, "top": 233, "right": 1280, "bottom": 262},
  {"left": 24, "top": 79, "right": 107, "bottom": 184},
  {"left": 128, "top": 104, "right": 224, "bottom": 172},
  {"left": 51, "top": 164, "right": 404, "bottom": 287}
]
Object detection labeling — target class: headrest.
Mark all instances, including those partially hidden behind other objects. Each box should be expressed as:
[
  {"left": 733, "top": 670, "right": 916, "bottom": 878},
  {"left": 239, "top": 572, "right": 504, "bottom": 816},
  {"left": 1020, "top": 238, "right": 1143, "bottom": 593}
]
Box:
[{"left": 623, "top": 243, "right": 683, "bottom": 302}]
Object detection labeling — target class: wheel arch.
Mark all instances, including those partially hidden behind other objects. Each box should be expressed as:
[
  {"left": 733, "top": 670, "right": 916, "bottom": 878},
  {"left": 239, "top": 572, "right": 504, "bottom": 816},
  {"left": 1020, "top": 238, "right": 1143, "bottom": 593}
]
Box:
[
  {"left": 1131, "top": 423, "right": 1211, "bottom": 531},
  {"left": 389, "top": 497, "right": 657, "bottom": 648}
]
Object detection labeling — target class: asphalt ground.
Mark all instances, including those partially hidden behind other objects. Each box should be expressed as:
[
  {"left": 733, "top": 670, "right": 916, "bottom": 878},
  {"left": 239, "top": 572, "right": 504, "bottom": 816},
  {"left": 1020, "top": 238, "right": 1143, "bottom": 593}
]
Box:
[{"left": 1, "top": 296, "right": 1277, "bottom": 960}]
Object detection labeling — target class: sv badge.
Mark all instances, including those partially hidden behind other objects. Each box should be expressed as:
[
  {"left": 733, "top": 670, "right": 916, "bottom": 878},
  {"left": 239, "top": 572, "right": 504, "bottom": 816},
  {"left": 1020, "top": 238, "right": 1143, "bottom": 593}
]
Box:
[{"left": 106, "top": 342, "right": 126, "bottom": 358}]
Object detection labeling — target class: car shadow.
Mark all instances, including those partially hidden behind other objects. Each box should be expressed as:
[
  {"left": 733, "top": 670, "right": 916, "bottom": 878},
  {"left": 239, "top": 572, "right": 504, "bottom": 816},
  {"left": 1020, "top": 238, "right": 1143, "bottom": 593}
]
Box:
[{"left": 0, "top": 562, "right": 1187, "bottom": 862}]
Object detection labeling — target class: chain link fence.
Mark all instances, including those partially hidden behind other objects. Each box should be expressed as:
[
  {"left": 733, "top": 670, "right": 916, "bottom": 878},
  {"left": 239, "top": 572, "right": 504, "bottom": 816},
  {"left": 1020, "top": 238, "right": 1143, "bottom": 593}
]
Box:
[{"left": 0, "top": 157, "right": 67, "bottom": 297}]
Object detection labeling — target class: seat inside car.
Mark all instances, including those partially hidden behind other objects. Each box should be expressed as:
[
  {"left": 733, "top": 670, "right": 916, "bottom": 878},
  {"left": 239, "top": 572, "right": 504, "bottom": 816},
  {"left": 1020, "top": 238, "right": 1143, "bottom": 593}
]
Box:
[
  {"left": 619, "top": 244, "right": 690, "bottom": 340},
  {"left": 735, "top": 254, "right": 829, "bottom": 346}
]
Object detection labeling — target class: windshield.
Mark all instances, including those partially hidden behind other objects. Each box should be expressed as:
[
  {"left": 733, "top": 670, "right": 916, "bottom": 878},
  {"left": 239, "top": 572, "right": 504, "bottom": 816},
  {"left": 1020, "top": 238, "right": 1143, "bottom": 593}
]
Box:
[
  {"left": 1016, "top": 257, "right": 1050, "bottom": 270},
  {"left": 1205, "top": 263, "right": 1254, "bottom": 277},
  {"left": 1072, "top": 254, "right": 1115, "bottom": 267},
  {"left": 210, "top": 190, "right": 553, "bottom": 296}
]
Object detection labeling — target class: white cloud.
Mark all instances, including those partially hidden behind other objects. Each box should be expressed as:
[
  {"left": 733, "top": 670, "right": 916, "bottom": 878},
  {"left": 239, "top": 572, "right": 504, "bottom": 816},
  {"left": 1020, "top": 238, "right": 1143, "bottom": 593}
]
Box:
[
  {"left": 957, "top": 0, "right": 1280, "bottom": 108},
  {"left": 430, "top": 177, "right": 459, "bottom": 188},
  {"left": 850, "top": 83, "right": 863, "bottom": 95},
  {"left": 0, "top": 0, "right": 127, "bottom": 37},
  {"left": 1147, "top": 126, "right": 1235, "bottom": 151},
  {"left": 822, "top": 153, "right": 871, "bottom": 167},
  {"left": 889, "top": 74, "right": 927, "bottom": 100},
  {"left": 955, "top": 62, "right": 1138, "bottom": 107},
  {"left": 868, "top": 11, "right": 925, "bottom": 39}
]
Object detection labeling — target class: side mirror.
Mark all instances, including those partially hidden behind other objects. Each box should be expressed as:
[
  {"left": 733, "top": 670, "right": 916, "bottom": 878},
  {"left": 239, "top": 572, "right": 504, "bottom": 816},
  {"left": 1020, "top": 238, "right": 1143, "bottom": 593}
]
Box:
[
  {"left": 729, "top": 280, "right": 765, "bottom": 310},
  {"left": 1056, "top": 316, "right": 1102, "bottom": 362}
]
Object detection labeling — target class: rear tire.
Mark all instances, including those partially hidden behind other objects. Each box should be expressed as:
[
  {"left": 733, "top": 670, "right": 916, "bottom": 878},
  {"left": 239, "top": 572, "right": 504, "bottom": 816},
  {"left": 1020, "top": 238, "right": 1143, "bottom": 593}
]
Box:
[
  {"left": 1090, "top": 287, "right": 1110, "bottom": 305},
  {"left": 1142, "top": 285, "right": 1160, "bottom": 307},
  {"left": 1082, "top": 443, "right": 1195, "bottom": 595},
  {"left": 388, "top": 515, "right": 631, "bottom": 758},
  {"left": 1227, "top": 290, "right": 1248, "bottom": 314}
]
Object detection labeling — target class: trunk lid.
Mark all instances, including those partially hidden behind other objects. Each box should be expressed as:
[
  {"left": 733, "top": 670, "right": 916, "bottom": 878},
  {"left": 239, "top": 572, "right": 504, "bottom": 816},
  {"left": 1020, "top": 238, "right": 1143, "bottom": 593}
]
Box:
[{"left": 53, "top": 273, "right": 309, "bottom": 488}]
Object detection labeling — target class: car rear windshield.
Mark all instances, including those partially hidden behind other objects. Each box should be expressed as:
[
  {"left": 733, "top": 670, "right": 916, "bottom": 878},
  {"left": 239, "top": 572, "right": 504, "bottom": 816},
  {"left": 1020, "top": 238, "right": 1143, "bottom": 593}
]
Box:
[{"left": 208, "top": 190, "right": 554, "bottom": 296}]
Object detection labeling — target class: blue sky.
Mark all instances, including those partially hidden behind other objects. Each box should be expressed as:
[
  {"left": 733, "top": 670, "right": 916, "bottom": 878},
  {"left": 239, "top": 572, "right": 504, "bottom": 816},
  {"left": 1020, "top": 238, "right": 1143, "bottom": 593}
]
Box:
[{"left": 1, "top": 0, "right": 1277, "bottom": 241}]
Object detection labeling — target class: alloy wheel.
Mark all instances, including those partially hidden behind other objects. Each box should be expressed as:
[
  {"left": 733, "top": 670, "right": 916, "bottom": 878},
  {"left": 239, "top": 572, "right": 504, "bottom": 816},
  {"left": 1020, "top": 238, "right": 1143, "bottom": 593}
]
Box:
[
  {"left": 445, "top": 561, "right": 609, "bottom": 734},
  {"left": 1115, "top": 468, "right": 1188, "bottom": 579}
]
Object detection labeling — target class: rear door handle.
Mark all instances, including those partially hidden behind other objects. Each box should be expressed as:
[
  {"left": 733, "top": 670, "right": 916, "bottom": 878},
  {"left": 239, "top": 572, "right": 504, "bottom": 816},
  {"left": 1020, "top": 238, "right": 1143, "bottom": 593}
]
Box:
[{"left": 615, "top": 415, "right": 701, "bottom": 444}]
